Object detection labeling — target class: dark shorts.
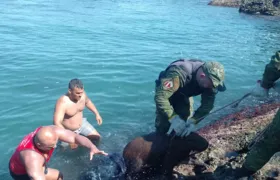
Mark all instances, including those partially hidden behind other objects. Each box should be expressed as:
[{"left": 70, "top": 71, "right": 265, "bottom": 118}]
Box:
[{"left": 9, "top": 170, "right": 30, "bottom": 180}]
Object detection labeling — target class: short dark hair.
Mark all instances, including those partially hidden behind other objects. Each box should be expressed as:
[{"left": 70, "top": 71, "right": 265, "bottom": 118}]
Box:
[{"left": 68, "top": 78, "right": 84, "bottom": 90}]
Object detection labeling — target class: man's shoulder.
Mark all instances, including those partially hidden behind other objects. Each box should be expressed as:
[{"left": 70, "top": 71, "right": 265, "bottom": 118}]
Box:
[
  {"left": 59, "top": 94, "right": 70, "bottom": 102},
  {"left": 82, "top": 91, "right": 88, "bottom": 100},
  {"left": 20, "top": 149, "right": 44, "bottom": 161},
  {"left": 56, "top": 95, "right": 70, "bottom": 106}
]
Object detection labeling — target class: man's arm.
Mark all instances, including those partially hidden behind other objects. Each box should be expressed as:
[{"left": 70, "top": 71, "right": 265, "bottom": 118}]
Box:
[
  {"left": 20, "top": 150, "right": 46, "bottom": 180},
  {"left": 155, "top": 73, "right": 180, "bottom": 121},
  {"left": 53, "top": 97, "right": 65, "bottom": 129},
  {"left": 54, "top": 126, "right": 107, "bottom": 159},
  {"left": 85, "top": 93, "right": 100, "bottom": 116},
  {"left": 84, "top": 92, "right": 102, "bottom": 125},
  {"left": 192, "top": 91, "right": 215, "bottom": 123},
  {"left": 261, "top": 51, "right": 280, "bottom": 89},
  {"left": 55, "top": 125, "right": 94, "bottom": 148}
]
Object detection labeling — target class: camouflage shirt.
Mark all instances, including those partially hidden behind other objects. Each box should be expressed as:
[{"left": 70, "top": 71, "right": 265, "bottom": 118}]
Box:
[
  {"left": 262, "top": 51, "right": 280, "bottom": 89},
  {"left": 155, "top": 59, "right": 217, "bottom": 123}
]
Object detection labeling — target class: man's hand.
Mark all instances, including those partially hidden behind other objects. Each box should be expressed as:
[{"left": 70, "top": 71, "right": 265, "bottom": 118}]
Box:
[
  {"left": 251, "top": 80, "right": 269, "bottom": 98},
  {"left": 89, "top": 146, "right": 108, "bottom": 160},
  {"left": 181, "top": 118, "right": 196, "bottom": 137},
  {"left": 167, "top": 116, "right": 186, "bottom": 137},
  {"left": 96, "top": 114, "right": 103, "bottom": 125}
]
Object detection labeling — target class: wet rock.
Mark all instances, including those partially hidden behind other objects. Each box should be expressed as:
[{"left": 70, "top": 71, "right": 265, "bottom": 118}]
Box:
[
  {"left": 173, "top": 102, "right": 280, "bottom": 179},
  {"left": 239, "top": 0, "right": 280, "bottom": 16},
  {"left": 208, "top": 0, "right": 242, "bottom": 7}
]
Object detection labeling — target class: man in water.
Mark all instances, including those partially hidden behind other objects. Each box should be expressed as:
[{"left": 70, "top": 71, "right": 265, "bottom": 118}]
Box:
[
  {"left": 9, "top": 125, "right": 107, "bottom": 180},
  {"left": 53, "top": 78, "right": 103, "bottom": 148}
]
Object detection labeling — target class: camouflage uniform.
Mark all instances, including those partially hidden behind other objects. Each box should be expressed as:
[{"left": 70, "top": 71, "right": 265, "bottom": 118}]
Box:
[
  {"left": 244, "top": 50, "right": 280, "bottom": 172},
  {"left": 154, "top": 59, "right": 226, "bottom": 134}
]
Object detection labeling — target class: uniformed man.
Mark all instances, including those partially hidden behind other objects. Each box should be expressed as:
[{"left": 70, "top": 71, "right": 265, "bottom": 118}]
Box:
[
  {"left": 232, "top": 50, "right": 280, "bottom": 178},
  {"left": 154, "top": 59, "right": 226, "bottom": 137}
]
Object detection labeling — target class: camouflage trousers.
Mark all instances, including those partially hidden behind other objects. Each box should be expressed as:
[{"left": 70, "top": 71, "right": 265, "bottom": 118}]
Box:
[
  {"left": 155, "top": 92, "right": 194, "bottom": 134},
  {"left": 244, "top": 109, "right": 280, "bottom": 172}
]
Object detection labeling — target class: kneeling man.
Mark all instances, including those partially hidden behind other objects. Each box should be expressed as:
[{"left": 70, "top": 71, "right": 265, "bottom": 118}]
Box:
[
  {"left": 9, "top": 125, "right": 107, "bottom": 180},
  {"left": 53, "top": 78, "right": 103, "bottom": 148}
]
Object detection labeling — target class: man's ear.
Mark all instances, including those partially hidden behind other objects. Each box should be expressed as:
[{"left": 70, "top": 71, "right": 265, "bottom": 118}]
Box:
[
  {"left": 68, "top": 89, "right": 71, "bottom": 95},
  {"left": 36, "top": 142, "right": 41, "bottom": 147},
  {"left": 200, "top": 73, "right": 206, "bottom": 78}
]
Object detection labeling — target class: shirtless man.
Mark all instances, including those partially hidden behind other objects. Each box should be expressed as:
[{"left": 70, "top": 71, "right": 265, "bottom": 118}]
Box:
[
  {"left": 9, "top": 125, "right": 107, "bottom": 180},
  {"left": 53, "top": 78, "right": 102, "bottom": 148}
]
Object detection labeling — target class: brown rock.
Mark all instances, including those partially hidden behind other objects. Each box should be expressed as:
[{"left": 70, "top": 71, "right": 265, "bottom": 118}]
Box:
[
  {"left": 173, "top": 101, "right": 280, "bottom": 179},
  {"left": 208, "top": 0, "right": 242, "bottom": 7}
]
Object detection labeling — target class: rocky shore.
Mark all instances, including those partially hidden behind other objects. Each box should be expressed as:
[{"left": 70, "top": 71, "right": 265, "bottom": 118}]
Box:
[
  {"left": 208, "top": 0, "right": 242, "bottom": 7},
  {"left": 239, "top": 0, "right": 280, "bottom": 16},
  {"left": 208, "top": 0, "right": 280, "bottom": 16},
  {"left": 173, "top": 101, "right": 280, "bottom": 179}
]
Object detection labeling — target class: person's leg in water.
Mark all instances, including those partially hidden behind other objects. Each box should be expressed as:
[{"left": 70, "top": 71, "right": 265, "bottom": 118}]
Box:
[
  {"left": 63, "top": 118, "right": 101, "bottom": 150},
  {"left": 78, "top": 118, "right": 101, "bottom": 146},
  {"left": 44, "top": 168, "right": 63, "bottom": 180}
]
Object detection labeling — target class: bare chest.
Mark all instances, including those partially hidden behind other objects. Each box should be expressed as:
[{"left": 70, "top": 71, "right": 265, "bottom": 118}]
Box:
[{"left": 65, "top": 100, "right": 85, "bottom": 117}]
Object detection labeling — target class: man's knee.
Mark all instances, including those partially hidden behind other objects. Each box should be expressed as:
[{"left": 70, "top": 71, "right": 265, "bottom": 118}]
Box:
[
  {"left": 82, "top": 125, "right": 101, "bottom": 141},
  {"left": 87, "top": 133, "right": 101, "bottom": 146},
  {"left": 45, "top": 168, "right": 63, "bottom": 180},
  {"left": 87, "top": 134, "right": 101, "bottom": 141},
  {"left": 81, "top": 119, "right": 100, "bottom": 137}
]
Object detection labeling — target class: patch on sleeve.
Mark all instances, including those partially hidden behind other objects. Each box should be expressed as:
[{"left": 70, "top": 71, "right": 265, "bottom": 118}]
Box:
[{"left": 163, "top": 79, "right": 174, "bottom": 90}]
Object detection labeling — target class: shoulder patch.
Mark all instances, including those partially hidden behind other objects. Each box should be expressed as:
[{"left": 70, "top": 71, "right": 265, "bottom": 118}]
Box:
[{"left": 163, "top": 80, "right": 174, "bottom": 90}]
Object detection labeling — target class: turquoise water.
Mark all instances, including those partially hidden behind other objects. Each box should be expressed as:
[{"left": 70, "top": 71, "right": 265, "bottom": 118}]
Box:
[{"left": 0, "top": 0, "right": 280, "bottom": 179}]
